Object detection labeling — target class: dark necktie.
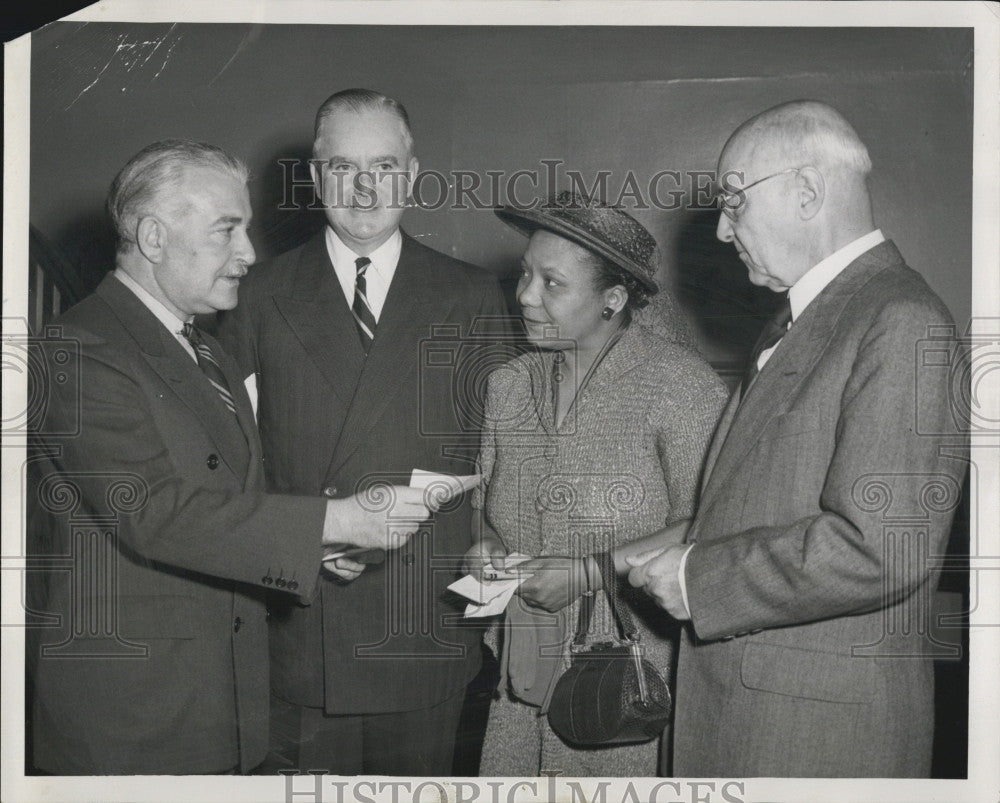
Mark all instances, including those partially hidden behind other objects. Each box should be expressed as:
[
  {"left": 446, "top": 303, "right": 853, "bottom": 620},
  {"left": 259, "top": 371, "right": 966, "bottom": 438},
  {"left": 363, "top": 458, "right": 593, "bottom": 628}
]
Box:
[
  {"left": 351, "top": 256, "right": 377, "bottom": 354},
  {"left": 182, "top": 322, "right": 237, "bottom": 415},
  {"left": 739, "top": 295, "right": 792, "bottom": 401}
]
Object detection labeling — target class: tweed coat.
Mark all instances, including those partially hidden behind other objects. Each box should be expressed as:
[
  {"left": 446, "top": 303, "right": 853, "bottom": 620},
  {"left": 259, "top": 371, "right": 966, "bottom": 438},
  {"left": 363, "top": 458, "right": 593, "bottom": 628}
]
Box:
[
  {"left": 674, "top": 241, "right": 967, "bottom": 777},
  {"left": 475, "top": 323, "right": 727, "bottom": 776},
  {"left": 30, "top": 275, "right": 326, "bottom": 774}
]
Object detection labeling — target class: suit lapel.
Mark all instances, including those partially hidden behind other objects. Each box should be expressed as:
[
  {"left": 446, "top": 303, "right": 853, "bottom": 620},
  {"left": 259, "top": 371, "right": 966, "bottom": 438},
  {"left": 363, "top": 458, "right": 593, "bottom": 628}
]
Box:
[
  {"left": 97, "top": 276, "right": 251, "bottom": 478},
  {"left": 698, "top": 387, "right": 740, "bottom": 499},
  {"left": 328, "top": 234, "right": 458, "bottom": 475},
  {"left": 563, "top": 325, "right": 643, "bottom": 429},
  {"left": 697, "top": 242, "right": 901, "bottom": 516},
  {"left": 273, "top": 232, "right": 365, "bottom": 410}
]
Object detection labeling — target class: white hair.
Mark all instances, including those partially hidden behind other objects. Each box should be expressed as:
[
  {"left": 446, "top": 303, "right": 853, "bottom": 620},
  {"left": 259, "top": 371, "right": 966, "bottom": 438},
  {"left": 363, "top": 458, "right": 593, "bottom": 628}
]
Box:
[{"left": 728, "top": 100, "right": 872, "bottom": 177}]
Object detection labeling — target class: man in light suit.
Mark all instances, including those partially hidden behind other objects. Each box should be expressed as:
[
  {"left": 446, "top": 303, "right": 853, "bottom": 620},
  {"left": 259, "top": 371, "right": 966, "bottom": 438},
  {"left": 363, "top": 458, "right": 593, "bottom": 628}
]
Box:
[
  {"left": 628, "top": 101, "right": 967, "bottom": 777},
  {"left": 217, "top": 90, "right": 508, "bottom": 774},
  {"left": 29, "top": 140, "right": 432, "bottom": 774}
]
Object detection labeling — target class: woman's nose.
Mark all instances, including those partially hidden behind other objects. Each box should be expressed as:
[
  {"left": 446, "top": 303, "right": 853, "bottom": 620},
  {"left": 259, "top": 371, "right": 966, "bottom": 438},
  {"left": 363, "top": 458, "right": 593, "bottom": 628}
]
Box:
[{"left": 517, "top": 277, "right": 539, "bottom": 309}]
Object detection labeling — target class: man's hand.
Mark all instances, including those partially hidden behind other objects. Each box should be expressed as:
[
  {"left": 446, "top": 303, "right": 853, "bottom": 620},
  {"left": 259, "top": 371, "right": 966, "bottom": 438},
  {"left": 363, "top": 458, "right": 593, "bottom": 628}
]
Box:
[
  {"left": 627, "top": 545, "right": 690, "bottom": 620},
  {"left": 515, "top": 556, "right": 587, "bottom": 613},
  {"left": 321, "top": 485, "right": 434, "bottom": 552},
  {"left": 461, "top": 536, "right": 508, "bottom": 581},
  {"left": 321, "top": 553, "right": 366, "bottom": 583}
]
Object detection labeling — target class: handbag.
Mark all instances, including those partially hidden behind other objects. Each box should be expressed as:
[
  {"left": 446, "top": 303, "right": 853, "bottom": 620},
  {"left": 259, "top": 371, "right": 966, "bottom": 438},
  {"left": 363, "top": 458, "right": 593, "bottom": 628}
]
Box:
[{"left": 546, "top": 551, "right": 672, "bottom": 746}]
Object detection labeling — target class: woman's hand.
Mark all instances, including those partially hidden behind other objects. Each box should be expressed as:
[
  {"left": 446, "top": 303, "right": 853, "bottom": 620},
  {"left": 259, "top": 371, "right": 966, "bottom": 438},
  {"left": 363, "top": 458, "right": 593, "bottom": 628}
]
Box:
[
  {"left": 515, "top": 556, "right": 589, "bottom": 612},
  {"left": 462, "top": 536, "right": 509, "bottom": 581}
]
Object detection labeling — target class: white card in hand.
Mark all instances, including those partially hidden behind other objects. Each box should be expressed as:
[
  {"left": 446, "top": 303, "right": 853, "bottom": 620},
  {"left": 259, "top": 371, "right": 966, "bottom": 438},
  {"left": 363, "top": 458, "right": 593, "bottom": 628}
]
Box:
[
  {"left": 464, "top": 586, "right": 520, "bottom": 618},
  {"left": 448, "top": 553, "right": 532, "bottom": 616},
  {"left": 409, "top": 469, "right": 481, "bottom": 502}
]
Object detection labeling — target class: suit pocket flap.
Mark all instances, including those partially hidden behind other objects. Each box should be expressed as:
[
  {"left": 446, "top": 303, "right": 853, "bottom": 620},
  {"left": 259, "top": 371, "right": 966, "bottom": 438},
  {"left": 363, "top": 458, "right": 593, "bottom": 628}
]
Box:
[
  {"left": 741, "top": 642, "right": 876, "bottom": 703},
  {"left": 116, "top": 594, "right": 204, "bottom": 640}
]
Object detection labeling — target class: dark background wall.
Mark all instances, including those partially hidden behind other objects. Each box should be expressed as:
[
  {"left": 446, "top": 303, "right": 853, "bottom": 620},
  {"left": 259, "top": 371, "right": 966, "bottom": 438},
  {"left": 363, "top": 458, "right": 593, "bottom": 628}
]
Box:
[{"left": 29, "top": 24, "right": 973, "bottom": 369}]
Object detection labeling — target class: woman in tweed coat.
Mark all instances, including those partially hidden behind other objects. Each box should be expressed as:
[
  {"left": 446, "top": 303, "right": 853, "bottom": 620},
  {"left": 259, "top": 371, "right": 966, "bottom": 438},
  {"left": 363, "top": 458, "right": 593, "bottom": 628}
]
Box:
[{"left": 465, "top": 192, "right": 727, "bottom": 777}]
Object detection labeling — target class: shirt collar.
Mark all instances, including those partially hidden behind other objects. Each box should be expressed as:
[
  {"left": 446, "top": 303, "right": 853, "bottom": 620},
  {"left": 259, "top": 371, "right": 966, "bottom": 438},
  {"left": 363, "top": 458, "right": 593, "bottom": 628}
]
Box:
[
  {"left": 113, "top": 268, "right": 192, "bottom": 335},
  {"left": 788, "top": 229, "right": 885, "bottom": 321},
  {"left": 324, "top": 227, "right": 402, "bottom": 276}
]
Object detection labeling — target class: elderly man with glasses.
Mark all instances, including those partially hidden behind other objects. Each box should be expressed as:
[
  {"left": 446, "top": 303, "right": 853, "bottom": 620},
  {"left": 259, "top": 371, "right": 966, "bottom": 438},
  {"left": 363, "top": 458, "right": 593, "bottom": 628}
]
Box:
[{"left": 628, "top": 100, "right": 967, "bottom": 777}]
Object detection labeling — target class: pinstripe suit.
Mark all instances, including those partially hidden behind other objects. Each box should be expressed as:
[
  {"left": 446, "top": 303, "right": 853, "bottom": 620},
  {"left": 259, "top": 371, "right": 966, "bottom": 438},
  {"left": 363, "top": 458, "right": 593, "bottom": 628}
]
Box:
[{"left": 673, "top": 241, "right": 967, "bottom": 777}]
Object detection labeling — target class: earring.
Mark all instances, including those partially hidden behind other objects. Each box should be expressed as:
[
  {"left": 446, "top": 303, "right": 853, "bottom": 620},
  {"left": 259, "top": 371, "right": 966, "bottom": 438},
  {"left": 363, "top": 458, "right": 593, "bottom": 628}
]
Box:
[{"left": 601, "top": 307, "right": 615, "bottom": 320}]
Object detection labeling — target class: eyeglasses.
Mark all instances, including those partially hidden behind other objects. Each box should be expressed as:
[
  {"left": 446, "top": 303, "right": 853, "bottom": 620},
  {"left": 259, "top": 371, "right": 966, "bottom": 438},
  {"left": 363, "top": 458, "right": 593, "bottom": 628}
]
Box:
[{"left": 714, "top": 167, "right": 800, "bottom": 221}]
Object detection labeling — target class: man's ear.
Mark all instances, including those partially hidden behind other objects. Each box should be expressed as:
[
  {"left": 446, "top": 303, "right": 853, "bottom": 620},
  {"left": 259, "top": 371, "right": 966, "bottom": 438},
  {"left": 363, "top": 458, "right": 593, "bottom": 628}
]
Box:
[
  {"left": 136, "top": 216, "right": 165, "bottom": 263},
  {"left": 406, "top": 156, "right": 420, "bottom": 195},
  {"left": 797, "top": 167, "right": 825, "bottom": 221}
]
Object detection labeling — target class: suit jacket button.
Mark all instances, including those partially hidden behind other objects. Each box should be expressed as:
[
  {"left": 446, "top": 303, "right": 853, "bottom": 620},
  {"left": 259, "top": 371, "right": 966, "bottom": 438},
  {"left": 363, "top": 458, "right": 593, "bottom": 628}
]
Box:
[
  {"left": 206, "top": 454, "right": 219, "bottom": 470},
  {"left": 322, "top": 485, "right": 338, "bottom": 498},
  {"left": 275, "top": 578, "right": 287, "bottom": 588},
  {"left": 233, "top": 617, "right": 242, "bottom": 633},
  {"left": 262, "top": 575, "right": 273, "bottom": 585},
  {"left": 288, "top": 580, "right": 299, "bottom": 590}
]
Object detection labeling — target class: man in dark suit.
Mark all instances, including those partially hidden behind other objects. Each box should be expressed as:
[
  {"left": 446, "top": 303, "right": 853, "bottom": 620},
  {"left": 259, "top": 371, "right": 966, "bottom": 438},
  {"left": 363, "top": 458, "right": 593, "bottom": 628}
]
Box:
[
  {"left": 628, "top": 101, "right": 967, "bottom": 776},
  {"left": 29, "top": 140, "right": 433, "bottom": 774},
  {"left": 217, "top": 89, "right": 508, "bottom": 775}
]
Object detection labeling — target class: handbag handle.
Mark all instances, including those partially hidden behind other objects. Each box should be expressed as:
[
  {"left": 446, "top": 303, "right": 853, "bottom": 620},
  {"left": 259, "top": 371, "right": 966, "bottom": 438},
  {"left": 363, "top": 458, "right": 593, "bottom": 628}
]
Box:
[{"left": 571, "top": 551, "right": 640, "bottom": 647}]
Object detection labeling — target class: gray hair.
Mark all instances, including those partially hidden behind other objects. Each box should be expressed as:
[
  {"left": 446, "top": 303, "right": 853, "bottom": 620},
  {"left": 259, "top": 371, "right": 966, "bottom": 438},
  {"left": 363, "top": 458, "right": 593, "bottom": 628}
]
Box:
[
  {"left": 313, "top": 88, "right": 414, "bottom": 154},
  {"left": 729, "top": 100, "right": 872, "bottom": 177},
  {"left": 107, "top": 139, "right": 249, "bottom": 254}
]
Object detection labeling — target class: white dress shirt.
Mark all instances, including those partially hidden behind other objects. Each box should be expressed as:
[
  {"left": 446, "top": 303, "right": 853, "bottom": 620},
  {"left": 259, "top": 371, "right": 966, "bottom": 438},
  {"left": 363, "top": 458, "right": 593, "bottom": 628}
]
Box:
[
  {"left": 677, "top": 229, "right": 886, "bottom": 618},
  {"left": 325, "top": 227, "right": 402, "bottom": 322},
  {"left": 113, "top": 268, "right": 196, "bottom": 362},
  {"left": 756, "top": 229, "right": 885, "bottom": 371}
]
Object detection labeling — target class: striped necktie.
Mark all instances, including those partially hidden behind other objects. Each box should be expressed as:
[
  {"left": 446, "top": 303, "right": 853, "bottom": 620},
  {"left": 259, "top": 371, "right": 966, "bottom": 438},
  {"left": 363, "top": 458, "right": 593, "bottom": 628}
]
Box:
[
  {"left": 739, "top": 294, "right": 792, "bottom": 402},
  {"left": 182, "top": 323, "right": 237, "bottom": 415},
  {"left": 351, "top": 256, "right": 377, "bottom": 354}
]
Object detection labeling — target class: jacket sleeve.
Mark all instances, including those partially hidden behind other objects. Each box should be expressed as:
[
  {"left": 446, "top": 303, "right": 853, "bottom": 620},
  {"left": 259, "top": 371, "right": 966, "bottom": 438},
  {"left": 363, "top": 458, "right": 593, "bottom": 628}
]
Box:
[
  {"left": 38, "top": 339, "right": 327, "bottom": 599},
  {"left": 684, "top": 297, "right": 967, "bottom": 639}
]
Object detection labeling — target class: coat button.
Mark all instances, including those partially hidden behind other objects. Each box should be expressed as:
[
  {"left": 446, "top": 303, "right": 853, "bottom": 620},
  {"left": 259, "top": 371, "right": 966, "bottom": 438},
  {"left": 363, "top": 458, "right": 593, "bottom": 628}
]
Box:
[
  {"left": 206, "top": 454, "right": 219, "bottom": 470},
  {"left": 233, "top": 617, "right": 242, "bottom": 633},
  {"left": 262, "top": 574, "right": 273, "bottom": 585},
  {"left": 288, "top": 580, "right": 299, "bottom": 590},
  {"left": 275, "top": 578, "right": 287, "bottom": 588},
  {"left": 322, "top": 485, "right": 338, "bottom": 498}
]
